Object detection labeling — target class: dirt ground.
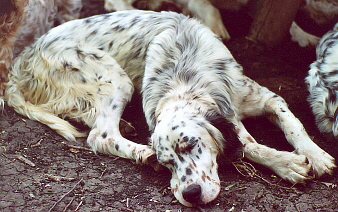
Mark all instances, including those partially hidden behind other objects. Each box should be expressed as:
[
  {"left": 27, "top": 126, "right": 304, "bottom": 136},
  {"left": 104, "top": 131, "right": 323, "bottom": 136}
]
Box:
[{"left": 1, "top": 1, "right": 338, "bottom": 211}]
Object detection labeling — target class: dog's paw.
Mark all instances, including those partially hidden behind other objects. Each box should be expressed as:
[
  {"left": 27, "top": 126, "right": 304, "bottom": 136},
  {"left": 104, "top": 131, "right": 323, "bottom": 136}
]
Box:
[
  {"left": 290, "top": 22, "right": 320, "bottom": 47},
  {"left": 87, "top": 127, "right": 155, "bottom": 164},
  {"left": 297, "top": 147, "right": 336, "bottom": 178},
  {"left": 244, "top": 143, "right": 313, "bottom": 184},
  {"left": 212, "top": 24, "right": 231, "bottom": 41},
  {"left": 270, "top": 153, "right": 313, "bottom": 184}
]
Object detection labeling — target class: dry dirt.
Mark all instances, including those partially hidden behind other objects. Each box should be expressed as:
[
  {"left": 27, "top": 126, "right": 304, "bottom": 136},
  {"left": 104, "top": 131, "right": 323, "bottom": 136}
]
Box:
[{"left": 1, "top": 1, "right": 338, "bottom": 211}]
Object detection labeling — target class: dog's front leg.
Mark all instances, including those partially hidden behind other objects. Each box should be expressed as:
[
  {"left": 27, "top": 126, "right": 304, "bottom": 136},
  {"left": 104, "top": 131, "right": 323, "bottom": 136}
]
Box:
[
  {"left": 264, "top": 94, "right": 336, "bottom": 177},
  {"left": 87, "top": 98, "right": 154, "bottom": 164},
  {"left": 86, "top": 67, "right": 154, "bottom": 164},
  {"left": 235, "top": 121, "right": 312, "bottom": 184}
]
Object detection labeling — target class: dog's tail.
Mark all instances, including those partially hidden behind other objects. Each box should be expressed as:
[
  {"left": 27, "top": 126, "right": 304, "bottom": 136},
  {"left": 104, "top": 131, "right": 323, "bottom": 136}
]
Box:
[{"left": 6, "top": 78, "right": 86, "bottom": 141}]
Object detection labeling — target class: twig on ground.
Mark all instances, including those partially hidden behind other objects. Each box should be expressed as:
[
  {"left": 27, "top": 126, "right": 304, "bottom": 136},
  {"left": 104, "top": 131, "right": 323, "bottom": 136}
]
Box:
[
  {"left": 5, "top": 153, "right": 36, "bottom": 167},
  {"left": 48, "top": 178, "right": 84, "bottom": 212},
  {"left": 232, "top": 159, "right": 300, "bottom": 192},
  {"left": 62, "top": 197, "right": 75, "bottom": 212},
  {"left": 44, "top": 174, "right": 76, "bottom": 182},
  {"left": 62, "top": 142, "right": 91, "bottom": 151},
  {"left": 30, "top": 138, "right": 44, "bottom": 147},
  {"left": 74, "top": 200, "right": 83, "bottom": 211}
]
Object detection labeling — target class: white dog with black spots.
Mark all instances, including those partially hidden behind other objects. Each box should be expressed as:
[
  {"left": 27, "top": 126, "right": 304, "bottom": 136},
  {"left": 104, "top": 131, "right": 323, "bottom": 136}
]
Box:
[
  {"left": 5, "top": 10, "right": 335, "bottom": 207},
  {"left": 306, "top": 23, "right": 338, "bottom": 138}
]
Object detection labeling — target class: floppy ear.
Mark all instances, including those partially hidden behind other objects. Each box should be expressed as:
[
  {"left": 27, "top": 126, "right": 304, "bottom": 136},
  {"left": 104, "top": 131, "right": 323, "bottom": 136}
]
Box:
[{"left": 205, "top": 113, "right": 243, "bottom": 162}]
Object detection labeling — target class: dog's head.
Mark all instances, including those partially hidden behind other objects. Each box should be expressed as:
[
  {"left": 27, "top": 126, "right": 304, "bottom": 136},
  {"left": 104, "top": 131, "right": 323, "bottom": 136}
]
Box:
[{"left": 151, "top": 107, "right": 242, "bottom": 207}]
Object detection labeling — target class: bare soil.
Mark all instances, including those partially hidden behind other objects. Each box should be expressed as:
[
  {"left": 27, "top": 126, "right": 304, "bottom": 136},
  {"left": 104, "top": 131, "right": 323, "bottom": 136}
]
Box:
[{"left": 1, "top": 1, "right": 337, "bottom": 211}]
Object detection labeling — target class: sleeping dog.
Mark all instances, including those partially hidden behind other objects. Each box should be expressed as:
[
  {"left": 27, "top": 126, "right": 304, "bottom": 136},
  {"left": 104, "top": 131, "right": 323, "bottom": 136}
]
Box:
[{"left": 6, "top": 10, "right": 335, "bottom": 207}]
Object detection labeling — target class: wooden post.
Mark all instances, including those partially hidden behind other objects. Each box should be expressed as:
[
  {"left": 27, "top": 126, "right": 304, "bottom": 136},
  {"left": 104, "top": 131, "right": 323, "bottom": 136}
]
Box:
[{"left": 247, "top": 0, "right": 302, "bottom": 47}]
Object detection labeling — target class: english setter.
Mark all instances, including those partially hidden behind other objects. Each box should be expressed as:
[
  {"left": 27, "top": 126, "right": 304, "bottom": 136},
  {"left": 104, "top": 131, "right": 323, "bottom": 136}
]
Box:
[
  {"left": 5, "top": 11, "right": 335, "bottom": 207},
  {"left": 306, "top": 23, "right": 338, "bottom": 138}
]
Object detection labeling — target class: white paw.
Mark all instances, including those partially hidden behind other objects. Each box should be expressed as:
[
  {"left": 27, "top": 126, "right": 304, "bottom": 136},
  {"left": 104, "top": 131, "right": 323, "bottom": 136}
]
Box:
[
  {"left": 87, "top": 127, "right": 112, "bottom": 154},
  {"left": 244, "top": 143, "right": 312, "bottom": 184},
  {"left": 297, "top": 146, "right": 336, "bottom": 178},
  {"left": 290, "top": 22, "right": 320, "bottom": 47},
  {"left": 269, "top": 152, "right": 312, "bottom": 184},
  {"left": 212, "top": 23, "right": 231, "bottom": 41},
  {"left": 87, "top": 127, "right": 155, "bottom": 164}
]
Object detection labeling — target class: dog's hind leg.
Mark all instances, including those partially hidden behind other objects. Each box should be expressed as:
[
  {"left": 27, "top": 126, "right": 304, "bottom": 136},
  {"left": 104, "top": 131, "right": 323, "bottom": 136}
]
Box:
[{"left": 234, "top": 76, "right": 335, "bottom": 182}]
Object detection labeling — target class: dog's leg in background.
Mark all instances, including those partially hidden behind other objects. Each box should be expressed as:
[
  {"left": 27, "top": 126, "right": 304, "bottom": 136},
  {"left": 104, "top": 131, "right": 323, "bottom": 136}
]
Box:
[
  {"left": 183, "top": 0, "right": 230, "bottom": 40},
  {"left": 104, "top": 0, "right": 136, "bottom": 11},
  {"left": 87, "top": 65, "right": 154, "bottom": 164},
  {"left": 55, "top": 0, "right": 83, "bottom": 23}
]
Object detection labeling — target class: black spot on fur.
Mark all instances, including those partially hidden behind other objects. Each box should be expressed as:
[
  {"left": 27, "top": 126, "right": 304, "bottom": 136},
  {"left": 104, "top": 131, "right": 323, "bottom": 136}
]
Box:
[
  {"left": 102, "top": 132, "right": 107, "bottom": 138},
  {"left": 328, "top": 89, "right": 337, "bottom": 103},
  {"left": 154, "top": 68, "right": 163, "bottom": 75},
  {"left": 186, "top": 167, "right": 192, "bottom": 175},
  {"left": 178, "top": 154, "right": 185, "bottom": 162},
  {"left": 108, "top": 41, "right": 114, "bottom": 50},
  {"left": 112, "top": 104, "right": 118, "bottom": 110},
  {"left": 86, "top": 29, "right": 98, "bottom": 41},
  {"left": 327, "top": 70, "right": 338, "bottom": 76},
  {"left": 92, "top": 53, "right": 102, "bottom": 60},
  {"left": 115, "top": 144, "right": 119, "bottom": 151},
  {"left": 172, "top": 125, "right": 179, "bottom": 130},
  {"left": 81, "top": 76, "right": 87, "bottom": 83},
  {"left": 112, "top": 25, "right": 126, "bottom": 32},
  {"left": 181, "top": 176, "right": 186, "bottom": 182},
  {"left": 44, "top": 37, "right": 60, "bottom": 49},
  {"left": 129, "top": 16, "right": 140, "bottom": 28}
]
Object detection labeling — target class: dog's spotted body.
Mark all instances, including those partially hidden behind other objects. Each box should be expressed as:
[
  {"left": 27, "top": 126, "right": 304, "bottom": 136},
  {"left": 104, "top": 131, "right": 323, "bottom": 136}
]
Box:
[
  {"left": 6, "top": 11, "right": 335, "bottom": 206},
  {"left": 306, "top": 23, "right": 338, "bottom": 138}
]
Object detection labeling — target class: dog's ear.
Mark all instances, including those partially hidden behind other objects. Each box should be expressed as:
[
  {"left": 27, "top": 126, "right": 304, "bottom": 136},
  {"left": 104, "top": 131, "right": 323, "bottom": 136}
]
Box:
[{"left": 205, "top": 113, "right": 243, "bottom": 162}]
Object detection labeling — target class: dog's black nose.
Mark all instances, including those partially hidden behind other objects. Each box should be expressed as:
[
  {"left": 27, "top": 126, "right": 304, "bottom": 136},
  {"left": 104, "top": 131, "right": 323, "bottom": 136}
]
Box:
[{"left": 182, "top": 184, "right": 201, "bottom": 204}]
